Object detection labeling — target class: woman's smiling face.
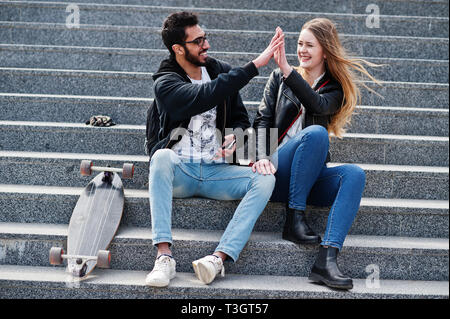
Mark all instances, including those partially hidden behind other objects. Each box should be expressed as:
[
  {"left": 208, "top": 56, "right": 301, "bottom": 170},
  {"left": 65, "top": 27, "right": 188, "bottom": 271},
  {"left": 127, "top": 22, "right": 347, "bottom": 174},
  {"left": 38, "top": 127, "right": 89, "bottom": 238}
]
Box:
[{"left": 297, "top": 28, "right": 326, "bottom": 72}]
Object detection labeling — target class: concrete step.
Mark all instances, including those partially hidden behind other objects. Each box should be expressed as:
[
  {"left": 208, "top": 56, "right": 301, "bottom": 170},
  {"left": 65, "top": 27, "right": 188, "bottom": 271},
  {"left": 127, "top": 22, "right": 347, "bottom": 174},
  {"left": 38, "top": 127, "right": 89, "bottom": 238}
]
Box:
[
  {"left": 1, "top": 44, "right": 448, "bottom": 83},
  {"left": 0, "top": 67, "right": 448, "bottom": 108},
  {"left": 0, "top": 122, "right": 447, "bottom": 166},
  {"left": 17, "top": 0, "right": 450, "bottom": 18},
  {"left": 329, "top": 133, "right": 449, "bottom": 167},
  {"left": 0, "top": 151, "right": 448, "bottom": 200},
  {"left": 0, "top": 222, "right": 448, "bottom": 281},
  {"left": 0, "top": 21, "right": 448, "bottom": 60},
  {"left": 344, "top": 106, "right": 449, "bottom": 136},
  {"left": 1, "top": 2, "right": 448, "bottom": 38},
  {"left": 0, "top": 181, "right": 448, "bottom": 238},
  {"left": 0, "top": 265, "right": 448, "bottom": 299},
  {"left": 1, "top": 94, "right": 448, "bottom": 136}
]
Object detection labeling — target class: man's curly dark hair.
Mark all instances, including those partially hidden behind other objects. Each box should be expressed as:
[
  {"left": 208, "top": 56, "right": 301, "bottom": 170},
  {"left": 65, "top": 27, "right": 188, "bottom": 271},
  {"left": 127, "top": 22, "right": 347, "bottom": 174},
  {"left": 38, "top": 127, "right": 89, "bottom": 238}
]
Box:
[{"left": 161, "top": 11, "right": 199, "bottom": 57}]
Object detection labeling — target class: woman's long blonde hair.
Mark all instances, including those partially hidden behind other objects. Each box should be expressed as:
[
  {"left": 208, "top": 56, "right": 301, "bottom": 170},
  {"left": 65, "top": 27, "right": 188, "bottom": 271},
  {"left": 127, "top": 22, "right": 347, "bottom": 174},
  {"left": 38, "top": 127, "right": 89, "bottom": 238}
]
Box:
[{"left": 296, "top": 18, "right": 382, "bottom": 138}]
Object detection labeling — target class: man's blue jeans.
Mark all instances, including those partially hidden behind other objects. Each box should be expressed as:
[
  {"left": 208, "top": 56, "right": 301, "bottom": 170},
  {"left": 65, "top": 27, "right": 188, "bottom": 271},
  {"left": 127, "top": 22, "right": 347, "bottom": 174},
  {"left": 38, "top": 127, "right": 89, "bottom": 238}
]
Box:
[
  {"left": 149, "top": 149, "right": 276, "bottom": 262},
  {"left": 271, "top": 125, "right": 366, "bottom": 250}
]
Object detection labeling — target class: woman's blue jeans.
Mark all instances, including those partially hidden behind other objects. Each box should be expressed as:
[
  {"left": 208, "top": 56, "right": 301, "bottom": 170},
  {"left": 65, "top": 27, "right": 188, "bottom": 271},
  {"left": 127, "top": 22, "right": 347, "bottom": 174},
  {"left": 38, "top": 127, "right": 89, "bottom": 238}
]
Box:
[
  {"left": 271, "top": 125, "right": 366, "bottom": 250},
  {"left": 148, "top": 149, "right": 276, "bottom": 262}
]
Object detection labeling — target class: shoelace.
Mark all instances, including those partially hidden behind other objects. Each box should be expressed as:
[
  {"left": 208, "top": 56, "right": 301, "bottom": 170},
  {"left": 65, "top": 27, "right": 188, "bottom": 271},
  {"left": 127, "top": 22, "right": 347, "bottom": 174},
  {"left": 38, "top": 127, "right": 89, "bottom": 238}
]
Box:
[
  {"left": 152, "top": 256, "right": 173, "bottom": 273},
  {"left": 206, "top": 255, "right": 225, "bottom": 277}
]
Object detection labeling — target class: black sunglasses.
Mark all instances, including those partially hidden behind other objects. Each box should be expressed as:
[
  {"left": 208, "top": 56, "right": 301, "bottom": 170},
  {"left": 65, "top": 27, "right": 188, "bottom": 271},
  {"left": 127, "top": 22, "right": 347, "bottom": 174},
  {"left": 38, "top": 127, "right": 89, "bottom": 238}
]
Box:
[{"left": 181, "top": 35, "right": 207, "bottom": 47}]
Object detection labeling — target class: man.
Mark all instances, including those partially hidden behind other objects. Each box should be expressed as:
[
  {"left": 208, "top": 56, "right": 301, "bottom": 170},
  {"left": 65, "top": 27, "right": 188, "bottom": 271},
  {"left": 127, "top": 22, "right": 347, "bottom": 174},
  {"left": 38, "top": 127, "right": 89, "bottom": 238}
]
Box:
[{"left": 145, "top": 11, "right": 284, "bottom": 287}]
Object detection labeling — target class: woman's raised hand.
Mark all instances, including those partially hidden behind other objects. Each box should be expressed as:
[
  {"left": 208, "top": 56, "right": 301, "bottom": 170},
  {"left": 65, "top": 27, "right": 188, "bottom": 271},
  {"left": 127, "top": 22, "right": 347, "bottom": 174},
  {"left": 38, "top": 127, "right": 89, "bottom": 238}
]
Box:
[{"left": 273, "top": 27, "right": 293, "bottom": 78}]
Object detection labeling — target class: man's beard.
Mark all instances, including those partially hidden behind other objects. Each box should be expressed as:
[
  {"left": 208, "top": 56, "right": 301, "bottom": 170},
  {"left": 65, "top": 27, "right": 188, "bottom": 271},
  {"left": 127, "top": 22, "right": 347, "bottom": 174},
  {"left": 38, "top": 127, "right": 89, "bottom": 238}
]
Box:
[{"left": 184, "top": 46, "right": 209, "bottom": 66}]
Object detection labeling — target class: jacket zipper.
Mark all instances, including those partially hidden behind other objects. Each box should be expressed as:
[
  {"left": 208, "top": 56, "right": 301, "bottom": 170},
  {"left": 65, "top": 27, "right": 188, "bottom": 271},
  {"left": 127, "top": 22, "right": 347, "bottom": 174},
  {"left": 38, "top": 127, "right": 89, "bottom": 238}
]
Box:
[
  {"left": 283, "top": 90, "right": 301, "bottom": 112},
  {"left": 278, "top": 79, "right": 330, "bottom": 143}
]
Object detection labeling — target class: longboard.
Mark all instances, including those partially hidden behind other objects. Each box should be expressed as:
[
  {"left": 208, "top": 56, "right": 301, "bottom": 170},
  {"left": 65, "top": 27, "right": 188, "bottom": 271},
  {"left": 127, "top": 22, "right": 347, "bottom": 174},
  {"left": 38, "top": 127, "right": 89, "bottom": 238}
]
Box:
[{"left": 49, "top": 160, "right": 134, "bottom": 278}]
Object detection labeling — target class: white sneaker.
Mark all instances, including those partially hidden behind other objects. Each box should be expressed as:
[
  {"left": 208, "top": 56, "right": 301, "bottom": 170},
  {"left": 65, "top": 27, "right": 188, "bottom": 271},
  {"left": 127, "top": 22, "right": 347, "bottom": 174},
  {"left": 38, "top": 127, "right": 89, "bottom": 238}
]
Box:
[
  {"left": 192, "top": 255, "right": 225, "bottom": 284},
  {"left": 145, "top": 255, "right": 176, "bottom": 287}
]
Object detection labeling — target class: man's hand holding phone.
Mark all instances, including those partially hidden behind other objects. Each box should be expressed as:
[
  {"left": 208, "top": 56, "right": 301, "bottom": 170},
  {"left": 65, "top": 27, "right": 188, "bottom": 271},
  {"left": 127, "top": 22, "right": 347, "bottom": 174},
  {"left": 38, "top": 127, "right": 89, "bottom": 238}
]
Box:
[{"left": 213, "top": 134, "right": 236, "bottom": 160}]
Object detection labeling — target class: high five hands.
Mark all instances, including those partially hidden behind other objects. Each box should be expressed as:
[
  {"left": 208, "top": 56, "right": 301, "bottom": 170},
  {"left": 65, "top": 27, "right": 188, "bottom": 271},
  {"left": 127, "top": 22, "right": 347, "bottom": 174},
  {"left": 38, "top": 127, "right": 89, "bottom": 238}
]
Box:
[
  {"left": 252, "top": 27, "right": 285, "bottom": 68},
  {"left": 253, "top": 27, "right": 293, "bottom": 78}
]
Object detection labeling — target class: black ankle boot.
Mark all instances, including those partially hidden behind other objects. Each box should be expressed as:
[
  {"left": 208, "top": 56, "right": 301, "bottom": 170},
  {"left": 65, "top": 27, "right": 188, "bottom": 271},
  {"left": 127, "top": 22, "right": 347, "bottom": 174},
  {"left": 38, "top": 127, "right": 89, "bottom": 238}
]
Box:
[
  {"left": 309, "top": 246, "right": 353, "bottom": 290},
  {"left": 282, "top": 208, "right": 321, "bottom": 244}
]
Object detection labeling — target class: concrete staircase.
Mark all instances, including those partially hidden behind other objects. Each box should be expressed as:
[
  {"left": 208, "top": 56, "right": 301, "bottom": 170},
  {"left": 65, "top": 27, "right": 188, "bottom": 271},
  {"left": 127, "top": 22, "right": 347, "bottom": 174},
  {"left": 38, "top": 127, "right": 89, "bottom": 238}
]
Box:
[{"left": 0, "top": 0, "right": 448, "bottom": 299}]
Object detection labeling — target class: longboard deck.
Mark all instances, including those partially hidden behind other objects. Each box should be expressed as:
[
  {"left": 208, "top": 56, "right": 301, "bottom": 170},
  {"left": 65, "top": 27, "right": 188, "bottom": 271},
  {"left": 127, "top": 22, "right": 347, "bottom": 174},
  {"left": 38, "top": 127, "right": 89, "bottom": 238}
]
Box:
[{"left": 67, "top": 171, "right": 124, "bottom": 277}]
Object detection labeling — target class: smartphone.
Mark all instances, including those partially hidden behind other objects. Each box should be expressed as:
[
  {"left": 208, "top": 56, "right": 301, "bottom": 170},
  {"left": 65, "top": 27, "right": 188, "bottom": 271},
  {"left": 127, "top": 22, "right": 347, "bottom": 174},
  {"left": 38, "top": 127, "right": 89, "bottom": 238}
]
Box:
[{"left": 222, "top": 139, "right": 236, "bottom": 150}]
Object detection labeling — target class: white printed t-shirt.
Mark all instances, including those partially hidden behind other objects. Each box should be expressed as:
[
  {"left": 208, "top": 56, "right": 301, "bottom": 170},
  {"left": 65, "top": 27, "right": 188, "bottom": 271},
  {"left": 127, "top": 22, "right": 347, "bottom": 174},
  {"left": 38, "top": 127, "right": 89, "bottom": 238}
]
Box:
[{"left": 171, "top": 67, "right": 223, "bottom": 161}]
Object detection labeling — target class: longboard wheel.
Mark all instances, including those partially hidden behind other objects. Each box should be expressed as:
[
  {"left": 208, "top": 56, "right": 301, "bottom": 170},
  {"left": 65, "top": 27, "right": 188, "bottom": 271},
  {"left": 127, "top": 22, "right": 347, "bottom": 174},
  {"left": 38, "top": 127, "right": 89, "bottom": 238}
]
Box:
[
  {"left": 122, "top": 163, "right": 134, "bottom": 179},
  {"left": 97, "top": 250, "right": 111, "bottom": 268},
  {"left": 80, "top": 160, "right": 93, "bottom": 176},
  {"left": 49, "top": 247, "right": 64, "bottom": 265}
]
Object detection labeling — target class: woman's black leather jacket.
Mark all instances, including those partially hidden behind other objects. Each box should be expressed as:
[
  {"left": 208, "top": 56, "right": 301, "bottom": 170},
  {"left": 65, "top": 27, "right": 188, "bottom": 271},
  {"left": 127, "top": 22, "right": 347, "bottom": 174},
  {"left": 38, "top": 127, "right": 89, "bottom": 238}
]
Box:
[{"left": 252, "top": 67, "right": 343, "bottom": 162}]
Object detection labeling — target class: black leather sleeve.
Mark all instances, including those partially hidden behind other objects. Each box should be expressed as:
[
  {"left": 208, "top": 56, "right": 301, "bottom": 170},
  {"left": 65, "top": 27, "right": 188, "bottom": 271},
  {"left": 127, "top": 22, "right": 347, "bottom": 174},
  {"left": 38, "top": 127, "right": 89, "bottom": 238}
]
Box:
[
  {"left": 284, "top": 68, "right": 343, "bottom": 115},
  {"left": 253, "top": 70, "right": 279, "bottom": 129},
  {"left": 252, "top": 70, "right": 280, "bottom": 160}
]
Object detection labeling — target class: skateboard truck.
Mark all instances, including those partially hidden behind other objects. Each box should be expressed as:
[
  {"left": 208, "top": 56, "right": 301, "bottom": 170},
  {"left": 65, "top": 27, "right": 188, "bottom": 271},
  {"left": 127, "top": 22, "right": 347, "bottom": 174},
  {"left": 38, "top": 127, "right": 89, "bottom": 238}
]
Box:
[
  {"left": 49, "top": 247, "right": 111, "bottom": 277},
  {"left": 80, "top": 160, "right": 134, "bottom": 180}
]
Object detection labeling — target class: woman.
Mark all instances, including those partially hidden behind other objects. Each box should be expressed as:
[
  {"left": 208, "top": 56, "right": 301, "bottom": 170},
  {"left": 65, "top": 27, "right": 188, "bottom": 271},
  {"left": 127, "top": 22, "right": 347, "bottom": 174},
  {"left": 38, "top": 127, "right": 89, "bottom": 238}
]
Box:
[{"left": 252, "top": 19, "right": 380, "bottom": 290}]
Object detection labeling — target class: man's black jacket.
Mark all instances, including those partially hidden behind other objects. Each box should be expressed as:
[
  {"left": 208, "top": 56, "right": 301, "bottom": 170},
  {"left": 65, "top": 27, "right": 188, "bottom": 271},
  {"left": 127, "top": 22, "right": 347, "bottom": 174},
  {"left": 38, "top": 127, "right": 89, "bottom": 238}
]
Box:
[{"left": 149, "top": 56, "right": 258, "bottom": 159}]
